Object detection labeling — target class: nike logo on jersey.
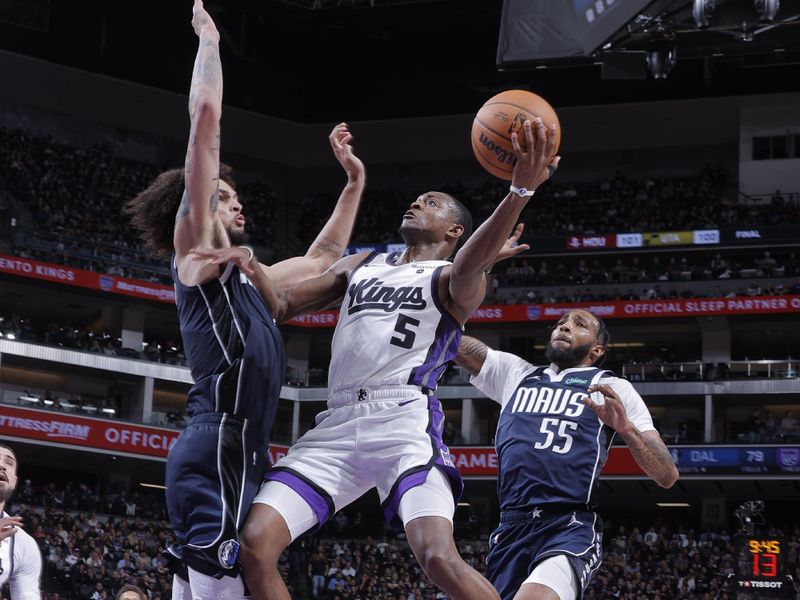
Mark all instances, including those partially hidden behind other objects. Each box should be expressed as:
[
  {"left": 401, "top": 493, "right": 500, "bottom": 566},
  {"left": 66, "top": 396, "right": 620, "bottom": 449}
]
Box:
[
  {"left": 347, "top": 277, "right": 427, "bottom": 314},
  {"left": 510, "top": 386, "right": 587, "bottom": 418}
]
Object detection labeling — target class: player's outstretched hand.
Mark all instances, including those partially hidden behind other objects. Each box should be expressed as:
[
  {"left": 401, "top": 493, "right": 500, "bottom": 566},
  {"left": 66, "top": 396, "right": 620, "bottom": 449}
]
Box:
[
  {"left": 0, "top": 515, "right": 23, "bottom": 542},
  {"left": 192, "top": 0, "right": 219, "bottom": 41},
  {"left": 492, "top": 223, "right": 530, "bottom": 265},
  {"left": 189, "top": 246, "right": 255, "bottom": 277},
  {"left": 585, "top": 383, "right": 633, "bottom": 435},
  {"left": 510, "top": 118, "right": 560, "bottom": 194},
  {"left": 329, "top": 122, "right": 365, "bottom": 184}
]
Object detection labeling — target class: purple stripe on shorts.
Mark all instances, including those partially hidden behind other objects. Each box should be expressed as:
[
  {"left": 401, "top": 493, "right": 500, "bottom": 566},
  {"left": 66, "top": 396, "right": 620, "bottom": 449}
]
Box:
[
  {"left": 265, "top": 470, "right": 332, "bottom": 530},
  {"left": 382, "top": 396, "right": 464, "bottom": 528},
  {"left": 382, "top": 468, "right": 431, "bottom": 526},
  {"left": 426, "top": 396, "right": 464, "bottom": 500}
]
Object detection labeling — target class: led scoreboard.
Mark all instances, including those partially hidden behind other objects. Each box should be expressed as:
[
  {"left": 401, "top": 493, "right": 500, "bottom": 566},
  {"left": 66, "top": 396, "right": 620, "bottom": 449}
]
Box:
[{"left": 735, "top": 536, "right": 791, "bottom": 598}]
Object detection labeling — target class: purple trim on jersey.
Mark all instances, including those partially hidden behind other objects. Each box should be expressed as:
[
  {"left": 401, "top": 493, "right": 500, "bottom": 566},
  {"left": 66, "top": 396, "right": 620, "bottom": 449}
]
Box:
[
  {"left": 385, "top": 251, "right": 401, "bottom": 265},
  {"left": 408, "top": 317, "right": 461, "bottom": 392},
  {"left": 265, "top": 469, "right": 332, "bottom": 532},
  {"left": 429, "top": 264, "right": 461, "bottom": 330},
  {"left": 406, "top": 266, "right": 462, "bottom": 392},
  {"left": 345, "top": 250, "right": 380, "bottom": 287},
  {"left": 382, "top": 396, "right": 464, "bottom": 528}
]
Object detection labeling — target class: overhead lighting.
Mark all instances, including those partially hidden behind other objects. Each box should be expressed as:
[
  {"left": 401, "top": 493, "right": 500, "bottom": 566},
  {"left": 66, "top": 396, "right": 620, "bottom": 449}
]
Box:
[
  {"left": 692, "top": 0, "right": 715, "bottom": 28},
  {"left": 139, "top": 483, "right": 167, "bottom": 490},
  {"left": 754, "top": 0, "right": 780, "bottom": 22},
  {"left": 457, "top": 502, "right": 471, "bottom": 507},
  {"left": 647, "top": 45, "right": 677, "bottom": 80},
  {"left": 657, "top": 502, "right": 690, "bottom": 507}
]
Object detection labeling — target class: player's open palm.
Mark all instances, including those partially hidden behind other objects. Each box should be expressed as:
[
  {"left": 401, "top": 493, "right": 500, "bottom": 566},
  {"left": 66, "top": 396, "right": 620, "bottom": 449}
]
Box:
[
  {"left": 493, "top": 223, "right": 530, "bottom": 265},
  {"left": 189, "top": 246, "right": 255, "bottom": 276},
  {"left": 510, "top": 117, "right": 560, "bottom": 193},
  {"left": 192, "top": 0, "right": 219, "bottom": 40},
  {"left": 329, "top": 122, "right": 365, "bottom": 183},
  {"left": 585, "top": 383, "right": 633, "bottom": 434}
]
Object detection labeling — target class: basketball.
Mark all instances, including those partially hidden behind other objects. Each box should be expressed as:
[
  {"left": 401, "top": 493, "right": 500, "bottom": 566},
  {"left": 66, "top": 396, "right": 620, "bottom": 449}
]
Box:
[{"left": 471, "top": 89, "right": 561, "bottom": 180}]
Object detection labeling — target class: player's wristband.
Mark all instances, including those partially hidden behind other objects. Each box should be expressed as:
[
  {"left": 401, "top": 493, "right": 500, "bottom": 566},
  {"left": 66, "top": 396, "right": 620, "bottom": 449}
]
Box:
[
  {"left": 238, "top": 245, "right": 255, "bottom": 262},
  {"left": 509, "top": 185, "right": 535, "bottom": 197}
]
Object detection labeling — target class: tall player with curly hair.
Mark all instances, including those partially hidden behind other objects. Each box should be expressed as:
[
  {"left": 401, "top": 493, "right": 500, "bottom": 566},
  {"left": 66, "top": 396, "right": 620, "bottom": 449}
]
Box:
[{"left": 126, "top": 2, "right": 365, "bottom": 598}]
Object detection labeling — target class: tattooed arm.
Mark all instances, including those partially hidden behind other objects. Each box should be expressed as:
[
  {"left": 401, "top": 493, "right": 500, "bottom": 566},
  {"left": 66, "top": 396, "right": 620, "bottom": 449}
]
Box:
[
  {"left": 455, "top": 336, "right": 489, "bottom": 377},
  {"left": 586, "top": 383, "right": 679, "bottom": 488},
  {"left": 173, "top": 0, "right": 225, "bottom": 285},
  {"left": 265, "top": 123, "right": 366, "bottom": 288}
]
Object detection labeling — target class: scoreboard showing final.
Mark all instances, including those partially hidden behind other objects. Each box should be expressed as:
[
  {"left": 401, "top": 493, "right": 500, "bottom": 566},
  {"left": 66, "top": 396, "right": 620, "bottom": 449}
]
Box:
[{"left": 735, "top": 537, "right": 792, "bottom": 598}]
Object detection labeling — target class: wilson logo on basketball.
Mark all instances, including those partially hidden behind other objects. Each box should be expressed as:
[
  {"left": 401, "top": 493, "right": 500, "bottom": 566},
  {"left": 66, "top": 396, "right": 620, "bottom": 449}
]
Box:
[
  {"left": 478, "top": 132, "right": 516, "bottom": 166},
  {"left": 347, "top": 277, "right": 427, "bottom": 314}
]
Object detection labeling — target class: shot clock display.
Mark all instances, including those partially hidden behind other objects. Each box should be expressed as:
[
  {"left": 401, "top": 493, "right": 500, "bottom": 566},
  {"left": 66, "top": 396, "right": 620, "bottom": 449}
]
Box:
[{"left": 736, "top": 536, "right": 790, "bottom": 598}]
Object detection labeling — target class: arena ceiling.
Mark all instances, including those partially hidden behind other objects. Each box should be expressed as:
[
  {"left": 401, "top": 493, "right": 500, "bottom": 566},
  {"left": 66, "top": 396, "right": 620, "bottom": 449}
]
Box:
[{"left": 1, "top": 0, "right": 799, "bottom": 122}]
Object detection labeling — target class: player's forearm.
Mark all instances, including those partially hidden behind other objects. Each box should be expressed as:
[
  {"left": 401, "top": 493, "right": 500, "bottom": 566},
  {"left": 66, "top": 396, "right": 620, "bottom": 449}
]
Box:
[
  {"left": 452, "top": 192, "right": 529, "bottom": 276},
  {"left": 188, "top": 27, "right": 222, "bottom": 120},
  {"left": 304, "top": 178, "right": 365, "bottom": 269},
  {"left": 455, "top": 336, "right": 488, "bottom": 376},
  {"left": 619, "top": 428, "right": 679, "bottom": 488},
  {"left": 247, "top": 257, "right": 289, "bottom": 321}
]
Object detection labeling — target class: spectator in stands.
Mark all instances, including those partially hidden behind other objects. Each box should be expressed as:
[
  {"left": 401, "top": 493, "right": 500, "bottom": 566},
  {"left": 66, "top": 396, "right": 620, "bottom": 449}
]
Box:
[
  {"left": 757, "top": 251, "right": 778, "bottom": 277},
  {"left": 779, "top": 410, "right": 797, "bottom": 438},
  {"left": 745, "top": 409, "right": 763, "bottom": 443},
  {"left": 763, "top": 411, "right": 779, "bottom": 442}
]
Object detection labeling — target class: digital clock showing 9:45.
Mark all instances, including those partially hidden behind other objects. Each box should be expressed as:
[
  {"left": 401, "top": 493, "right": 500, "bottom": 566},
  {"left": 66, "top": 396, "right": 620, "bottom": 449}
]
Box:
[{"left": 745, "top": 538, "right": 782, "bottom": 578}]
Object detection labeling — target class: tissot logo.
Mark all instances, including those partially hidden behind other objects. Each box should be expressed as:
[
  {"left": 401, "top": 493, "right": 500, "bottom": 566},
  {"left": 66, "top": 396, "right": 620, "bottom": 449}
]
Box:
[{"left": 347, "top": 277, "right": 426, "bottom": 314}]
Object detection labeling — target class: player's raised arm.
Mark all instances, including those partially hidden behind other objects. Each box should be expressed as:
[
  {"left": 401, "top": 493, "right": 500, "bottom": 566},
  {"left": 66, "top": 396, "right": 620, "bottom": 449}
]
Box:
[
  {"left": 447, "top": 119, "right": 559, "bottom": 319},
  {"left": 265, "top": 123, "right": 366, "bottom": 288},
  {"left": 173, "top": 0, "right": 224, "bottom": 282},
  {"left": 189, "top": 247, "right": 367, "bottom": 322}
]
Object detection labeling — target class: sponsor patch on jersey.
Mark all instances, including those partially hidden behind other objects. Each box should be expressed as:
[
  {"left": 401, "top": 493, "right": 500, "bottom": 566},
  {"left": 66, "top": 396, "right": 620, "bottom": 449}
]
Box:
[
  {"left": 564, "top": 376, "right": 589, "bottom": 386},
  {"left": 218, "top": 539, "right": 240, "bottom": 569}
]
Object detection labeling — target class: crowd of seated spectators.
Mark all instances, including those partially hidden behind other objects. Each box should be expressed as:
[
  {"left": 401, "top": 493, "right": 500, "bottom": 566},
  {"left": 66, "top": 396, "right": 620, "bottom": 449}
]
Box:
[
  {"left": 10, "top": 477, "right": 800, "bottom": 600},
  {"left": 740, "top": 408, "right": 800, "bottom": 444},
  {"left": 295, "top": 166, "right": 798, "bottom": 250},
  {"left": 0, "top": 126, "right": 277, "bottom": 285},
  {"left": 0, "top": 312, "right": 186, "bottom": 365},
  {"left": 494, "top": 250, "right": 796, "bottom": 289},
  {"left": 494, "top": 280, "right": 797, "bottom": 306},
  {"left": 3, "top": 123, "right": 798, "bottom": 302},
  {"left": 12, "top": 496, "right": 172, "bottom": 599}
]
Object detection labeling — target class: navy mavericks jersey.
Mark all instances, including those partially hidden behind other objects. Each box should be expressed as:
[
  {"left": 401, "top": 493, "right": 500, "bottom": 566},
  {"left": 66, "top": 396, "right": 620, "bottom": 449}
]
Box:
[
  {"left": 172, "top": 257, "right": 286, "bottom": 441},
  {"left": 471, "top": 349, "right": 655, "bottom": 511}
]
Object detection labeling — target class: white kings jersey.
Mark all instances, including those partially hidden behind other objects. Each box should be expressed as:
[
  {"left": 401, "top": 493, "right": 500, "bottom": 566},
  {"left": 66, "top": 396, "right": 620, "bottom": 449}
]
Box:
[
  {"left": 328, "top": 252, "right": 462, "bottom": 395},
  {"left": 0, "top": 512, "right": 42, "bottom": 600}
]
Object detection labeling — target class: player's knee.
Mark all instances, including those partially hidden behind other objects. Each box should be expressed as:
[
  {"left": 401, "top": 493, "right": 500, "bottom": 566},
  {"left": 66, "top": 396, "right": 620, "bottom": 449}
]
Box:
[
  {"left": 417, "top": 545, "right": 462, "bottom": 581},
  {"left": 240, "top": 505, "right": 289, "bottom": 569}
]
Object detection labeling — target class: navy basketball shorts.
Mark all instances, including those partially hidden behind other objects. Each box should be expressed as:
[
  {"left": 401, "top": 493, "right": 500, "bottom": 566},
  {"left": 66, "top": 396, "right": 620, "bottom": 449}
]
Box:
[
  {"left": 486, "top": 507, "right": 603, "bottom": 600},
  {"left": 165, "top": 412, "right": 270, "bottom": 578}
]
